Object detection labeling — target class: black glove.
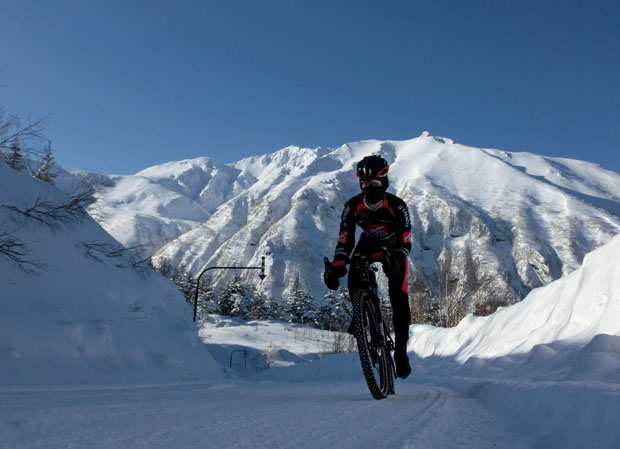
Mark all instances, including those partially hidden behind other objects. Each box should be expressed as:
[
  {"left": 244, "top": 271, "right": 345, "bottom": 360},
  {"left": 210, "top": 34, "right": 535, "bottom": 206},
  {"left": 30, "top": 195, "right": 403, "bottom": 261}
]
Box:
[
  {"left": 385, "top": 251, "right": 406, "bottom": 277},
  {"left": 324, "top": 260, "right": 347, "bottom": 290}
]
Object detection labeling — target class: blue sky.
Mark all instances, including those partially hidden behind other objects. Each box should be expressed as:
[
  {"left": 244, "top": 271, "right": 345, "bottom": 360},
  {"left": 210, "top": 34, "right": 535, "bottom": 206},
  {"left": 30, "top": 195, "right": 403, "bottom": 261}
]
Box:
[{"left": 1, "top": 0, "right": 619, "bottom": 175}]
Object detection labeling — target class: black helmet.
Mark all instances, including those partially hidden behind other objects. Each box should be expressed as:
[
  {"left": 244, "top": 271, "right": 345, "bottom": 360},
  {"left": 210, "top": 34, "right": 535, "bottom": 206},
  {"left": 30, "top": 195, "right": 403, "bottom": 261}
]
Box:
[
  {"left": 356, "top": 155, "right": 389, "bottom": 203},
  {"left": 356, "top": 155, "right": 389, "bottom": 180}
]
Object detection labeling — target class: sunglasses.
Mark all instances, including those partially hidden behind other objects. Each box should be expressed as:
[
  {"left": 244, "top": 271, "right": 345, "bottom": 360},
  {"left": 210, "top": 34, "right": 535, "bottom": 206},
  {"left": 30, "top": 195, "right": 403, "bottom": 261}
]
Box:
[{"left": 360, "top": 179, "right": 382, "bottom": 188}]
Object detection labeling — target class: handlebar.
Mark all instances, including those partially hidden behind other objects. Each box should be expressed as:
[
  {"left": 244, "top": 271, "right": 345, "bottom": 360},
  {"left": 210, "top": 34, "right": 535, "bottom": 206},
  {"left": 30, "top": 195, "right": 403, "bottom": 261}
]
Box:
[
  {"left": 324, "top": 247, "right": 394, "bottom": 291},
  {"left": 323, "top": 248, "right": 390, "bottom": 270}
]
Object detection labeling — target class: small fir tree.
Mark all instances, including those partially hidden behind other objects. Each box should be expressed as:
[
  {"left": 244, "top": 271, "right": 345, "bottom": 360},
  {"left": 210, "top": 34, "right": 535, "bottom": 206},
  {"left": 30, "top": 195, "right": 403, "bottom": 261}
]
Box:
[
  {"left": 219, "top": 276, "right": 254, "bottom": 319},
  {"left": 35, "top": 142, "right": 56, "bottom": 183},
  {"left": 250, "top": 289, "right": 279, "bottom": 320},
  {"left": 283, "top": 276, "right": 317, "bottom": 325},
  {"left": 321, "top": 285, "right": 352, "bottom": 330},
  {"left": 196, "top": 275, "right": 220, "bottom": 317},
  {"left": 7, "top": 138, "right": 26, "bottom": 172},
  {"left": 174, "top": 271, "right": 196, "bottom": 304}
]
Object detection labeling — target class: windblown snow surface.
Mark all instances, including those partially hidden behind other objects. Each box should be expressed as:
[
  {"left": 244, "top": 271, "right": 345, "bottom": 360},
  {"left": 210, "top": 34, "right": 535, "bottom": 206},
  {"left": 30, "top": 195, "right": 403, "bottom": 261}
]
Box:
[{"left": 2, "top": 161, "right": 620, "bottom": 449}]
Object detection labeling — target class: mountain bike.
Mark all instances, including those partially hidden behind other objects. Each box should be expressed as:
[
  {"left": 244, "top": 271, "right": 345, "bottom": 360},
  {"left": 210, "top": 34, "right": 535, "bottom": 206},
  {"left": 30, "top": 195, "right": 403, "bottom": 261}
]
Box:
[{"left": 324, "top": 251, "right": 396, "bottom": 400}]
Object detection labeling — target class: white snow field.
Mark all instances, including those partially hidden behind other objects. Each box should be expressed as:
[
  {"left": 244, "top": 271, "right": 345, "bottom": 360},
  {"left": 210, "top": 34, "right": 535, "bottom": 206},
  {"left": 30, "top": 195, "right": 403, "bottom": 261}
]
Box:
[{"left": 2, "top": 160, "right": 620, "bottom": 449}]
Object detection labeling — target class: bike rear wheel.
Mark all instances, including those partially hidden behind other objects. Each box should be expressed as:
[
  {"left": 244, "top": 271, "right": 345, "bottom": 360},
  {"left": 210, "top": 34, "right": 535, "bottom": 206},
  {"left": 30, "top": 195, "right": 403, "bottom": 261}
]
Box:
[{"left": 351, "top": 289, "right": 393, "bottom": 399}]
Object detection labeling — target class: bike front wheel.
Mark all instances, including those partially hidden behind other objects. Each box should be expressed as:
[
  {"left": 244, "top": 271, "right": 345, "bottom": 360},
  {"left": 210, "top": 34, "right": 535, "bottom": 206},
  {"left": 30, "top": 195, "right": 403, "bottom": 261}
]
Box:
[{"left": 351, "top": 289, "right": 393, "bottom": 399}]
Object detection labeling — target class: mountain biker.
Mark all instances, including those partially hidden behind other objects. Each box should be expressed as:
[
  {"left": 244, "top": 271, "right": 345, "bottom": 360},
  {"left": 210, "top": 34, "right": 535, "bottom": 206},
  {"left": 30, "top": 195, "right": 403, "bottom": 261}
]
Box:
[{"left": 324, "top": 155, "right": 412, "bottom": 379}]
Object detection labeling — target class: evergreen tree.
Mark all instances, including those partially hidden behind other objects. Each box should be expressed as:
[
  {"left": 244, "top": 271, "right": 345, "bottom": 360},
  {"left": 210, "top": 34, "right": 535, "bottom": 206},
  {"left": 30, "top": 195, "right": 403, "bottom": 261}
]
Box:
[
  {"left": 195, "top": 274, "right": 220, "bottom": 317},
  {"left": 35, "top": 142, "right": 56, "bottom": 183},
  {"left": 321, "top": 285, "right": 352, "bottom": 330},
  {"left": 219, "top": 276, "right": 254, "bottom": 319},
  {"left": 283, "top": 276, "right": 317, "bottom": 325},
  {"left": 174, "top": 271, "right": 195, "bottom": 304},
  {"left": 7, "top": 138, "right": 26, "bottom": 172},
  {"left": 250, "top": 289, "right": 279, "bottom": 320},
  {"left": 264, "top": 294, "right": 280, "bottom": 320}
]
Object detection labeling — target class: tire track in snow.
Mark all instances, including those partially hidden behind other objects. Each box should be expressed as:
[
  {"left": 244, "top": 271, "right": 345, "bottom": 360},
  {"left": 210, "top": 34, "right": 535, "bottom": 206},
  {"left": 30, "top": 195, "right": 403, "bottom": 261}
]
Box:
[{"left": 0, "top": 380, "right": 532, "bottom": 449}]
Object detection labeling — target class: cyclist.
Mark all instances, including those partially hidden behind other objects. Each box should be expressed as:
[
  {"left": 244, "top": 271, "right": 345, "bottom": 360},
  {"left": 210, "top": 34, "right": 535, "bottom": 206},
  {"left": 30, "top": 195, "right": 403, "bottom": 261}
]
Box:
[{"left": 324, "top": 155, "right": 412, "bottom": 379}]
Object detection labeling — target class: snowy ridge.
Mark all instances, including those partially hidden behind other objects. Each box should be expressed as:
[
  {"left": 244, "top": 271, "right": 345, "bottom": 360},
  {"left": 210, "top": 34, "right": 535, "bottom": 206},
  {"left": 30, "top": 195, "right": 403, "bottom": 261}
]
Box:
[
  {"left": 148, "top": 134, "right": 620, "bottom": 303},
  {"left": 54, "top": 157, "right": 245, "bottom": 257},
  {"left": 0, "top": 162, "right": 225, "bottom": 386},
  {"left": 54, "top": 133, "right": 620, "bottom": 306}
]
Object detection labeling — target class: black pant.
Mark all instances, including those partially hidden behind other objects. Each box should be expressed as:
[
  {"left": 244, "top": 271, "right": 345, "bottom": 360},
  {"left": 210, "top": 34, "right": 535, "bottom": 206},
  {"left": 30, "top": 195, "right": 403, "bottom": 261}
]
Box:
[{"left": 347, "top": 238, "right": 411, "bottom": 352}]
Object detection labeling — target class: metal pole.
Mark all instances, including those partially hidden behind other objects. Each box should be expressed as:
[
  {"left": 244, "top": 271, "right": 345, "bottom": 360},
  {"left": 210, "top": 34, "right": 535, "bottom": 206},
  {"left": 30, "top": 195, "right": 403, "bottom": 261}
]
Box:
[
  {"left": 193, "top": 256, "right": 266, "bottom": 321},
  {"left": 230, "top": 349, "right": 248, "bottom": 370}
]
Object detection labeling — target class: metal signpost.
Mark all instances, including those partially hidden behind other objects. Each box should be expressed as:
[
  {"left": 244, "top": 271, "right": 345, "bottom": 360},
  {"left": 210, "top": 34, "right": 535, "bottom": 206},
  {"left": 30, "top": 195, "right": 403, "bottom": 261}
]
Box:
[{"left": 193, "top": 256, "right": 267, "bottom": 321}]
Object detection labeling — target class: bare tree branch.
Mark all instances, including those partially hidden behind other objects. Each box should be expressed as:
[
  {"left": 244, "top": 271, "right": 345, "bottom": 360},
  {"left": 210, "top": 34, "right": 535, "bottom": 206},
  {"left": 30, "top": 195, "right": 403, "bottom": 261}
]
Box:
[
  {"left": 0, "top": 107, "right": 49, "bottom": 155},
  {"left": 80, "top": 241, "right": 152, "bottom": 279},
  {"left": 0, "top": 229, "right": 46, "bottom": 273},
  {"left": 2, "top": 187, "right": 97, "bottom": 229}
]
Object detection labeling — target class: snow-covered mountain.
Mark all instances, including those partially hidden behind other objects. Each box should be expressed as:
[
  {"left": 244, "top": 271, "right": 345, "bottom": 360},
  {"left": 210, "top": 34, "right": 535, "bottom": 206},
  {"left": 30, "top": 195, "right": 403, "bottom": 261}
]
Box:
[
  {"left": 53, "top": 157, "right": 245, "bottom": 257},
  {"left": 0, "top": 162, "right": 225, "bottom": 386},
  {"left": 59, "top": 133, "right": 620, "bottom": 311}
]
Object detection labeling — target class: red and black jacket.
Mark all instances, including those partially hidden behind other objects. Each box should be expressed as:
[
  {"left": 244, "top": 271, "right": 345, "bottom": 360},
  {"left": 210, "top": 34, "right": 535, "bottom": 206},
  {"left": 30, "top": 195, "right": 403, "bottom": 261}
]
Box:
[{"left": 333, "top": 192, "right": 412, "bottom": 262}]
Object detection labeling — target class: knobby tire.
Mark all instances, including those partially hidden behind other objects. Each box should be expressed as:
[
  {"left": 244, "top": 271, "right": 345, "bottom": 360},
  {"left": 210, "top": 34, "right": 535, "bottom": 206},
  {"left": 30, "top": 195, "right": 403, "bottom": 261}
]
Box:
[{"left": 352, "top": 289, "right": 394, "bottom": 400}]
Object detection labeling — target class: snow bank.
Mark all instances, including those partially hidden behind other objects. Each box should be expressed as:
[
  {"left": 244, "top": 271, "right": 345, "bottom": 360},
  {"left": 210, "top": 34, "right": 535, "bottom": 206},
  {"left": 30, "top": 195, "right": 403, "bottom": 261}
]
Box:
[
  {"left": 0, "top": 162, "right": 226, "bottom": 386},
  {"left": 409, "top": 233, "right": 620, "bottom": 377}
]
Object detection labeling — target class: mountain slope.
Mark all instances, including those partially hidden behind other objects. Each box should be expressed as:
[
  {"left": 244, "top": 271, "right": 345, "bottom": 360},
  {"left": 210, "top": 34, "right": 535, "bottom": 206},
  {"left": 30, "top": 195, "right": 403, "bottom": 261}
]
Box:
[
  {"left": 0, "top": 162, "right": 225, "bottom": 386},
  {"left": 149, "top": 134, "right": 620, "bottom": 306},
  {"left": 53, "top": 157, "right": 244, "bottom": 258},
  {"left": 58, "top": 133, "right": 620, "bottom": 312}
]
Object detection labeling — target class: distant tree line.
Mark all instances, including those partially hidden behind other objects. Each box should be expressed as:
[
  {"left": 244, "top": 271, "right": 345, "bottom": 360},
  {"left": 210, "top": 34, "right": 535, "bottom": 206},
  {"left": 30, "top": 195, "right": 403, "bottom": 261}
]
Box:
[
  {"left": 158, "top": 247, "right": 516, "bottom": 331},
  {"left": 156, "top": 259, "right": 354, "bottom": 331}
]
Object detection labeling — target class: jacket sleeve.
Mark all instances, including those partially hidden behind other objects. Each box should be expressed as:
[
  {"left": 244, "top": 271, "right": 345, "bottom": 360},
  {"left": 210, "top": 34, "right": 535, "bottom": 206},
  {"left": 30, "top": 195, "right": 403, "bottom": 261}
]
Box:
[
  {"left": 333, "top": 199, "right": 356, "bottom": 261},
  {"left": 394, "top": 199, "right": 412, "bottom": 259}
]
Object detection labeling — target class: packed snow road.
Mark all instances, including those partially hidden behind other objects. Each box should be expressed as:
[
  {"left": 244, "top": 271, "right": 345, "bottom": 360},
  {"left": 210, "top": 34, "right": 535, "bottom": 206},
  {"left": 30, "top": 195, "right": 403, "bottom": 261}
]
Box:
[{"left": 0, "top": 379, "right": 527, "bottom": 449}]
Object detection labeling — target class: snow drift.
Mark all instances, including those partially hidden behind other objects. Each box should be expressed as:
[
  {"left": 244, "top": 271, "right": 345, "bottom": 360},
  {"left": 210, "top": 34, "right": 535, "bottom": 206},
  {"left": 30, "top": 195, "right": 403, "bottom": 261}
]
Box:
[
  {"left": 0, "top": 162, "right": 225, "bottom": 386},
  {"left": 409, "top": 232, "right": 620, "bottom": 382}
]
